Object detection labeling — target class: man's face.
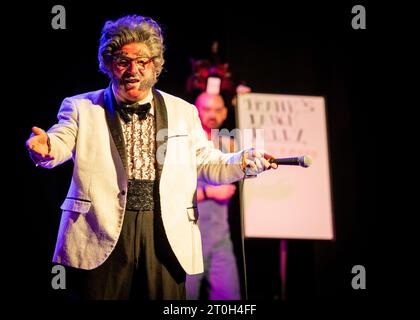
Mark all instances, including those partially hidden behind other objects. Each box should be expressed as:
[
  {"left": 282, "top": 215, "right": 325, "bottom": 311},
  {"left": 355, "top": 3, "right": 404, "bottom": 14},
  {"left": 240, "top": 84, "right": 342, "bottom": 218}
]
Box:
[
  {"left": 111, "top": 42, "right": 157, "bottom": 103},
  {"left": 196, "top": 94, "right": 227, "bottom": 130}
]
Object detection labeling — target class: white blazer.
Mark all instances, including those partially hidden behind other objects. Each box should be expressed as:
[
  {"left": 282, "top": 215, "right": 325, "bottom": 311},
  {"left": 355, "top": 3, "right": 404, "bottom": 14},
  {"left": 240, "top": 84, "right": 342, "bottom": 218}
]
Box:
[{"left": 38, "top": 87, "right": 245, "bottom": 274}]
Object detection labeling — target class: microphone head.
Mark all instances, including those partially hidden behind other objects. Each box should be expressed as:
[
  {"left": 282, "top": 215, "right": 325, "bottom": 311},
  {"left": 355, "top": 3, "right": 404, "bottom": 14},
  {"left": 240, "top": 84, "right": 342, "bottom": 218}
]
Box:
[{"left": 299, "top": 155, "right": 312, "bottom": 168}]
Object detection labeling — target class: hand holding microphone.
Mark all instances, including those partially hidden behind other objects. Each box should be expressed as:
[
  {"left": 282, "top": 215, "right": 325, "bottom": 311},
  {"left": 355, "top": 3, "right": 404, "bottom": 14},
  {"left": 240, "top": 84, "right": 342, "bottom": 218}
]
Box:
[{"left": 242, "top": 149, "right": 278, "bottom": 177}]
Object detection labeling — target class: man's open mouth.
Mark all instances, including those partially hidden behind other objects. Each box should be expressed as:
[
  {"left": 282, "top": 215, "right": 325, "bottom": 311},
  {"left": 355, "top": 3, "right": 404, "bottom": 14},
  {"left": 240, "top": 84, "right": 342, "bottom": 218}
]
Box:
[{"left": 124, "top": 78, "right": 140, "bottom": 84}]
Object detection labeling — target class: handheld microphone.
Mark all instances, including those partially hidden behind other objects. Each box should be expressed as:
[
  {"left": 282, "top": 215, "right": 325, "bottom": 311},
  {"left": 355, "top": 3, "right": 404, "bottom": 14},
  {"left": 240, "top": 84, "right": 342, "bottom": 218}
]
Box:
[{"left": 269, "top": 155, "right": 311, "bottom": 168}]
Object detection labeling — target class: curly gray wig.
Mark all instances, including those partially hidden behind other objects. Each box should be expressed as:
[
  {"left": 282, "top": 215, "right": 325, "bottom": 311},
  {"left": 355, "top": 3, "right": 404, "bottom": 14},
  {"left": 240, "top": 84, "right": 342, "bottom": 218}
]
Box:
[{"left": 98, "top": 15, "right": 165, "bottom": 78}]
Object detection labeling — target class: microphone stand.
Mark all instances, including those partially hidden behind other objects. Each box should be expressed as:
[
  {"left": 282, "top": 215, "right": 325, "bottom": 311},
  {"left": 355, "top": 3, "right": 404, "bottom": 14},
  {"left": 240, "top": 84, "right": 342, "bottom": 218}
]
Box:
[{"left": 238, "top": 178, "right": 248, "bottom": 300}]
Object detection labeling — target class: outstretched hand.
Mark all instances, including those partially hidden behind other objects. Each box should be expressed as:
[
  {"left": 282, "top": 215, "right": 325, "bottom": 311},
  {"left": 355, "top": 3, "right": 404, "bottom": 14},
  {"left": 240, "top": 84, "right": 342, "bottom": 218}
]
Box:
[{"left": 26, "top": 126, "right": 54, "bottom": 161}]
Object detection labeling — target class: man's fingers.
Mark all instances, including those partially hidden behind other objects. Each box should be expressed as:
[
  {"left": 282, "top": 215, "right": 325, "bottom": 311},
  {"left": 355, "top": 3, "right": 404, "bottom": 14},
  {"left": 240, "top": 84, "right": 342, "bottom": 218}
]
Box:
[
  {"left": 262, "top": 158, "right": 271, "bottom": 169},
  {"left": 251, "top": 152, "right": 271, "bottom": 170},
  {"left": 256, "top": 158, "right": 271, "bottom": 171},
  {"left": 254, "top": 157, "right": 264, "bottom": 171},
  {"left": 32, "top": 126, "right": 45, "bottom": 136},
  {"left": 243, "top": 148, "right": 279, "bottom": 174},
  {"left": 244, "top": 159, "right": 257, "bottom": 170}
]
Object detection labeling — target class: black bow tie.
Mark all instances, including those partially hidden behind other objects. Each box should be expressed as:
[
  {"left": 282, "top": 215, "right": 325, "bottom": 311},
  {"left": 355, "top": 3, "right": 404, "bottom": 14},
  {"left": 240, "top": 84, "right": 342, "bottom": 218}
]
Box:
[{"left": 119, "top": 102, "right": 151, "bottom": 123}]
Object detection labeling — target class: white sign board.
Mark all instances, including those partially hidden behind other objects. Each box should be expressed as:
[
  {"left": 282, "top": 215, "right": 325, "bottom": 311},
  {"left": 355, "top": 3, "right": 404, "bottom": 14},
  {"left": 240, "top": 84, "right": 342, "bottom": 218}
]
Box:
[{"left": 236, "top": 93, "right": 334, "bottom": 239}]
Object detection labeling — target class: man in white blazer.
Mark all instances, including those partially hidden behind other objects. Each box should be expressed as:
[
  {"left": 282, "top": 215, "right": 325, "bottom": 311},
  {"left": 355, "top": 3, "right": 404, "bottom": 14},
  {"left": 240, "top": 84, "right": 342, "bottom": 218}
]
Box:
[{"left": 26, "top": 15, "right": 276, "bottom": 300}]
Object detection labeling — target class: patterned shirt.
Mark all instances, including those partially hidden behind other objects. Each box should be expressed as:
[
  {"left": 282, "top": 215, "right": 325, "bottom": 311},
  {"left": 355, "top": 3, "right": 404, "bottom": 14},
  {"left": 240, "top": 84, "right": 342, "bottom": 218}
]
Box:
[{"left": 120, "top": 103, "right": 156, "bottom": 180}]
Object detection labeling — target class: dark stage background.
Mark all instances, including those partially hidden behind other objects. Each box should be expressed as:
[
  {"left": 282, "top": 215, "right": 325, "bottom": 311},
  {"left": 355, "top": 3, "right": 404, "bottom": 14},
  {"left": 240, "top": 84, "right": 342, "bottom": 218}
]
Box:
[{"left": 10, "top": 1, "right": 373, "bottom": 303}]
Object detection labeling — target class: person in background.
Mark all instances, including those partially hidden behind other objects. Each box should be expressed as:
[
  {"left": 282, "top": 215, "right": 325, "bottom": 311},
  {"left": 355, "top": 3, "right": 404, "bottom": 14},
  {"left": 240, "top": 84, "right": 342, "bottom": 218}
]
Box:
[{"left": 186, "top": 92, "right": 241, "bottom": 300}]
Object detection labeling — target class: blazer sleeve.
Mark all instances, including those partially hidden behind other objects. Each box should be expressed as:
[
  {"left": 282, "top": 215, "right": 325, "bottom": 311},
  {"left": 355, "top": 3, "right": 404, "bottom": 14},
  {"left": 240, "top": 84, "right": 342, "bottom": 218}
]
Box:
[
  {"left": 191, "top": 105, "right": 245, "bottom": 185},
  {"left": 37, "top": 98, "right": 78, "bottom": 168}
]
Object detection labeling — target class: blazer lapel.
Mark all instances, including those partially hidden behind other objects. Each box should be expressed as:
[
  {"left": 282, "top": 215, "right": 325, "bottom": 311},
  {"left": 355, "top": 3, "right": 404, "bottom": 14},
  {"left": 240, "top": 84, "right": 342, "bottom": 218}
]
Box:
[
  {"left": 104, "top": 84, "right": 128, "bottom": 173},
  {"left": 153, "top": 88, "right": 168, "bottom": 181}
]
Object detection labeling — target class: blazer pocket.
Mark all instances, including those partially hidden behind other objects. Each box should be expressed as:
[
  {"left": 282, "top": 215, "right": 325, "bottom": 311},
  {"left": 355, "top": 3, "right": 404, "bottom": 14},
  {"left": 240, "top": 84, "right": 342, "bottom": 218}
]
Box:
[
  {"left": 168, "top": 134, "right": 189, "bottom": 139},
  {"left": 60, "top": 198, "right": 92, "bottom": 214},
  {"left": 187, "top": 206, "right": 199, "bottom": 222}
]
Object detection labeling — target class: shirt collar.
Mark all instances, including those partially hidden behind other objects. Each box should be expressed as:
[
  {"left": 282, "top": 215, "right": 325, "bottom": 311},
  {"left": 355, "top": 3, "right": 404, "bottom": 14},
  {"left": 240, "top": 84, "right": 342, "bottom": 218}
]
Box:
[{"left": 136, "top": 89, "right": 154, "bottom": 116}]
